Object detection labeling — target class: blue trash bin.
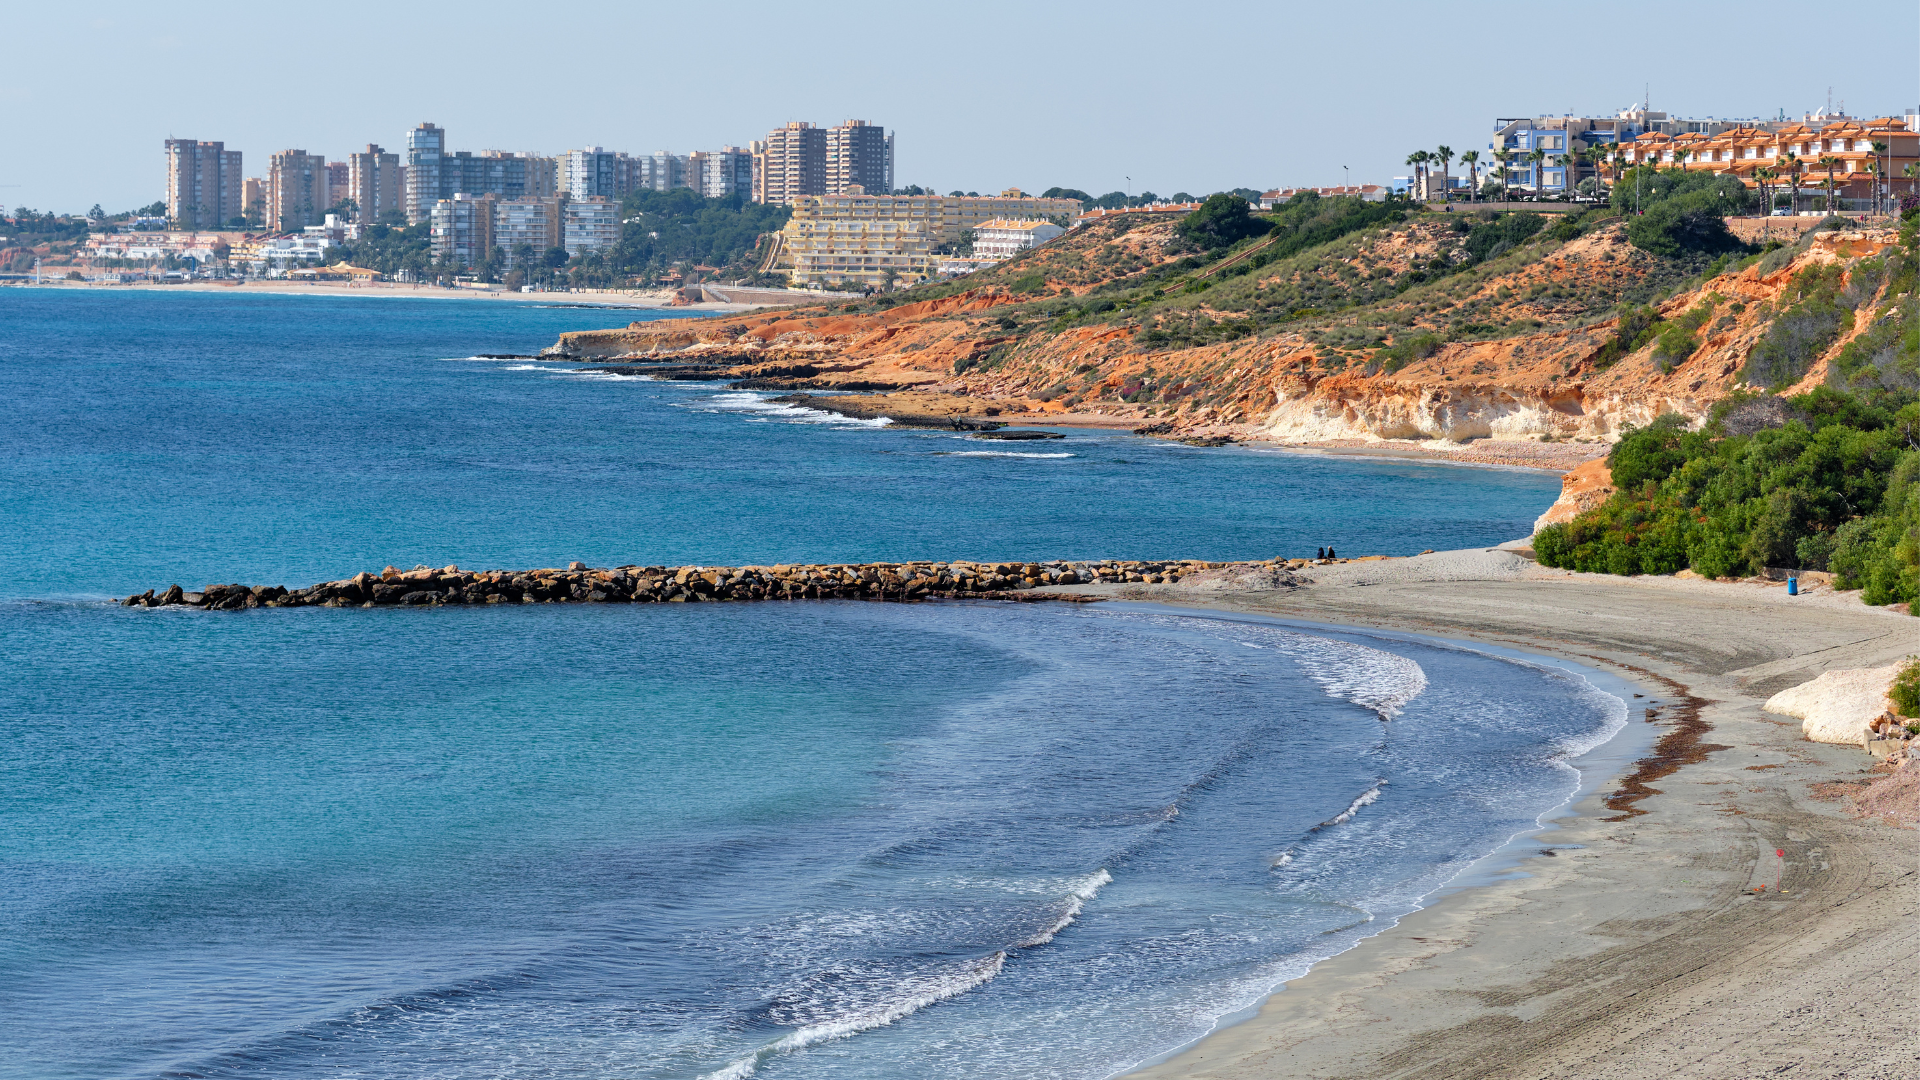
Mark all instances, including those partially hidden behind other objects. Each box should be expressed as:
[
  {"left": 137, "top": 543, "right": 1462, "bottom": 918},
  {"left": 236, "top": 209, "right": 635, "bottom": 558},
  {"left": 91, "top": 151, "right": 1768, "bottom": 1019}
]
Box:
[{"left": 1788, "top": 577, "right": 1798, "bottom": 596}]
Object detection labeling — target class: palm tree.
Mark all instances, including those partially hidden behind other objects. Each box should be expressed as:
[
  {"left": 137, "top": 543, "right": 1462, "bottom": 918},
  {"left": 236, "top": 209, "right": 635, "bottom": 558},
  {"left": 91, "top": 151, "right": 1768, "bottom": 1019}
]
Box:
[
  {"left": 1906, "top": 162, "right": 1919, "bottom": 203},
  {"left": 1671, "top": 148, "right": 1691, "bottom": 173},
  {"left": 1404, "top": 152, "right": 1424, "bottom": 200},
  {"left": 1873, "top": 140, "right": 1890, "bottom": 213},
  {"left": 1781, "top": 152, "right": 1801, "bottom": 213},
  {"left": 1492, "top": 149, "right": 1513, "bottom": 197},
  {"left": 1526, "top": 149, "right": 1546, "bottom": 196},
  {"left": 1459, "top": 150, "right": 1480, "bottom": 201},
  {"left": 1434, "top": 145, "right": 1453, "bottom": 201},
  {"left": 1754, "top": 167, "right": 1776, "bottom": 214},
  {"left": 1865, "top": 159, "right": 1882, "bottom": 216},
  {"left": 1553, "top": 154, "right": 1574, "bottom": 198},
  {"left": 1817, "top": 155, "right": 1841, "bottom": 213}
]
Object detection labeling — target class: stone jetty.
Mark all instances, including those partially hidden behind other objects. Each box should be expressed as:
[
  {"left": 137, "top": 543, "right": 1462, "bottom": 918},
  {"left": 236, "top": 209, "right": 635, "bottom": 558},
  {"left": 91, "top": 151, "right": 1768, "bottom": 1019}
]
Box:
[{"left": 121, "top": 557, "right": 1304, "bottom": 610}]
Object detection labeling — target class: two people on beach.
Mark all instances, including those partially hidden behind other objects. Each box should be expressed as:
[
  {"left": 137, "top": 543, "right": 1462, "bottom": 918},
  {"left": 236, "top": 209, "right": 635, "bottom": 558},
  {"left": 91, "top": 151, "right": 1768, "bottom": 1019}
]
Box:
[{"left": 1317, "top": 546, "right": 1338, "bottom": 560}]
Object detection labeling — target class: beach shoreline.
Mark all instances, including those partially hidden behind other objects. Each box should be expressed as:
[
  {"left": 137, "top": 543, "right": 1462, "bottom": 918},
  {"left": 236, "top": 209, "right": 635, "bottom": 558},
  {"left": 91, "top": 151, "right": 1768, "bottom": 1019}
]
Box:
[
  {"left": 3, "top": 279, "right": 771, "bottom": 313},
  {"left": 1078, "top": 553, "right": 1916, "bottom": 1080}
]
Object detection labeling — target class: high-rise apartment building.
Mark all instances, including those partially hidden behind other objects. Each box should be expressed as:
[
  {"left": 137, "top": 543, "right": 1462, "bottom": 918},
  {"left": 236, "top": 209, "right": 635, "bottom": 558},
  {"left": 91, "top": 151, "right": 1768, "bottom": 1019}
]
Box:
[
  {"left": 164, "top": 139, "right": 244, "bottom": 229},
  {"left": 346, "top": 144, "right": 401, "bottom": 224},
  {"left": 405, "top": 122, "right": 445, "bottom": 223},
  {"left": 565, "top": 147, "right": 627, "bottom": 198},
  {"left": 429, "top": 193, "right": 495, "bottom": 267},
  {"left": 699, "top": 146, "right": 755, "bottom": 199},
  {"left": 241, "top": 178, "right": 265, "bottom": 225},
  {"left": 753, "top": 122, "right": 827, "bottom": 205},
  {"left": 493, "top": 197, "right": 562, "bottom": 266},
  {"left": 564, "top": 197, "right": 620, "bottom": 256},
  {"left": 408, "top": 123, "right": 558, "bottom": 221},
  {"left": 826, "top": 121, "right": 893, "bottom": 196},
  {"left": 266, "top": 150, "right": 329, "bottom": 232},
  {"left": 648, "top": 152, "right": 687, "bottom": 191},
  {"left": 325, "top": 162, "right": 349, "bottom": 210}
]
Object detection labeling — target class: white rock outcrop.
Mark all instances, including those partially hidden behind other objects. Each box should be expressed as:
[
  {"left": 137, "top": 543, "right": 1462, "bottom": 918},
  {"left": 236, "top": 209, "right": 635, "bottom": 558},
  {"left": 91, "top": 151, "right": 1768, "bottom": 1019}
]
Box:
[{"left": 1763, "top": 665, "right": 1900, "bottom": 745}]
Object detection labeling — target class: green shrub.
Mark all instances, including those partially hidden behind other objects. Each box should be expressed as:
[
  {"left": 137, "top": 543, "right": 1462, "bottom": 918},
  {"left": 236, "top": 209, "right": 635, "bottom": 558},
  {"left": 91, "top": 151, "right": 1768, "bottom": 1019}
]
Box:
[
  {"left": 1592, "top": 304, "right": 1662, "bottom": 369},
  {"left": 1181, "top": 194, "right": 1269, "bottom": 249},
  {"left": 1741, "top": 264, "right": 1854, "bottom": 389},
  {"left": 1890, "top": 658, "right": 1920, "bottom": 718},
  {"left": 1627, "top": 192, "right": 1749, "bottom": 258},
  {"left": 1535, "top": 388, "right": 1920, "bottom": 604}
]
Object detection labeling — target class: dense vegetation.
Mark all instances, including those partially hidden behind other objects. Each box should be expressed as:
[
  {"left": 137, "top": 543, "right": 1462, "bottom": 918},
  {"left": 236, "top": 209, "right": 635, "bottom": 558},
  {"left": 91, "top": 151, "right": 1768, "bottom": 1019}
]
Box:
[
  {"left": 609, "top": 189, "right": 790, "bottom": 283},
  {"left": 1535, "top": 388, "right": 1918, "bottom": 607},
  {"left": 1534, "top": 217, "right": 1920, "bottom": 606},
  {"left": 1611, "top": 167, "right": 1751, "bottom": 258}
]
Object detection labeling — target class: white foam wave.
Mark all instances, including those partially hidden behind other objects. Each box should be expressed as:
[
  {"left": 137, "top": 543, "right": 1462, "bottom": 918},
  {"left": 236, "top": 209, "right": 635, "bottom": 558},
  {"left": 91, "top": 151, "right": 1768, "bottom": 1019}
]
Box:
[
  {"left": 700, "top": 952, "right": 1007, "bottom": 1080},
  {"left": 941, "top": 451, "right": 1075, "bottom": 459},
  {"left": 501, "top": 363, "right": 568, "bottom": 372},
  {"left": 560, "top": 370, "right": 655, "bottom": 381},
  {"left": 697, "top": 391, "right": 893, "bottom": 427},
  {"left": 1315, "top": 779, "right": 1387, "bottom": 830},
  {"left": 1253, "top": 630, "right": 1428, "bottom": 720},
  {"left": 1017, "top": 868, "right": 1112, "bottom": 947},
  {"left": 701, "top": 869, "right": 1108, "bottom": 1078}
]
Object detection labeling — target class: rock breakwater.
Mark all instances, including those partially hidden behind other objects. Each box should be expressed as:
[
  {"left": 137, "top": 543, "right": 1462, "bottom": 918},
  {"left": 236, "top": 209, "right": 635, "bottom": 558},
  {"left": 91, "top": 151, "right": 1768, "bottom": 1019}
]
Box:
[{"left": 122, "top": 557, "right": 1300, "bottom": 610}]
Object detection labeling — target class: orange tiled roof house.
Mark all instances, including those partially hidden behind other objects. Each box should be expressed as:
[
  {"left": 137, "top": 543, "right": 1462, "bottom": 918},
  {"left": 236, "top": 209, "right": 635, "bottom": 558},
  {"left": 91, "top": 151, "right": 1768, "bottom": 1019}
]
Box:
[{"left": 1612, "top": 118, "right": 1918, "bottom": 211}]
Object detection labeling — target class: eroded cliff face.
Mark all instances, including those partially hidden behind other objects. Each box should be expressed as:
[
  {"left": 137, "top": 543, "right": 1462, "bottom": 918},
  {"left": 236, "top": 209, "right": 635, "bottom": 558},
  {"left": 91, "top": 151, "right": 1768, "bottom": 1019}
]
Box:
[{"left": 544, "top": 222, "right": 1899, "bottom": 456}]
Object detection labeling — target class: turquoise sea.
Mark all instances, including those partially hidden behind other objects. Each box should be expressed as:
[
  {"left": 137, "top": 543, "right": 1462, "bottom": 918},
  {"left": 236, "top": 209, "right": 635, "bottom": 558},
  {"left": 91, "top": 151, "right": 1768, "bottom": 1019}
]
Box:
[{"left": 0, "top": 289, "right": 1622, "bottom": 1079}]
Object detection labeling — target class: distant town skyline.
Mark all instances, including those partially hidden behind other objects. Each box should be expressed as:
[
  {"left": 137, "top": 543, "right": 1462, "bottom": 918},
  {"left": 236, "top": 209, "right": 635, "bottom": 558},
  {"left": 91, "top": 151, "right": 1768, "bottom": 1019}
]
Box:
[{"left": 5, "top": 0, "right": 1917, "bottom": 213}]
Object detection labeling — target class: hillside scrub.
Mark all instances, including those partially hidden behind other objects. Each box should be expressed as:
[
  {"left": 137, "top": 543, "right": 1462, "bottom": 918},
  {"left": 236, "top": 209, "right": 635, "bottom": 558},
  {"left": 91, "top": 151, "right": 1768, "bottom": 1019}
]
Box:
[
  {"left": 1180, "top": 194, "right": 1268, "bottom": 249},
  {"left": 1741, "top": 263, "right": 1856, "bottom": 389},
  {"left": 1534, "top": 386, "right": 1920, "bottom": 607}
]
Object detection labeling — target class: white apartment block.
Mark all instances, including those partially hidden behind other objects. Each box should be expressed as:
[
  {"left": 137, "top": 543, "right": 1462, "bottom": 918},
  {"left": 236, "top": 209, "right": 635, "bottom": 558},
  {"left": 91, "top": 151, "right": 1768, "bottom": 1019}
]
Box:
[
  {"left": 972, "top": 218, "right": 1064, "bottom": 259},
  {"left": 564, "top": 197, "right": 620, "bottom": 256}
]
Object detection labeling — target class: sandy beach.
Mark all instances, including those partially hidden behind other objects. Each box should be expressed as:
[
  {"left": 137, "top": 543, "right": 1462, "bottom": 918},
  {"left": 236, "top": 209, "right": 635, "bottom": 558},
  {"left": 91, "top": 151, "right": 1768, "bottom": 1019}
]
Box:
[
  {"left": 5, "top": 278, "right": 777, "bottom": 313},
  {"left": 1070, "top": 551, "right": 1917, "bottom": 1079}
]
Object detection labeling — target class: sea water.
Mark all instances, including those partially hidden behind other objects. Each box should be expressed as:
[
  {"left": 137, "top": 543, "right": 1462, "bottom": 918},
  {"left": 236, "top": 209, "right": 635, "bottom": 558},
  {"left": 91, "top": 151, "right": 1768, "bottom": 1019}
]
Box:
[{"left": 0, "top": 290, "right": 1619, "bottom": 1080}]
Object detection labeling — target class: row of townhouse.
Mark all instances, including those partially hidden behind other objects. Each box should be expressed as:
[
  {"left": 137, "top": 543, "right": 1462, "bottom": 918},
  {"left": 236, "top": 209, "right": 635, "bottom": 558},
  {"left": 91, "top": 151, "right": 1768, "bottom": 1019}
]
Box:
[
  {"left": 1614, "top": 118, "right": 1920, "bottom": 208},
  {"left": 1485, "top": 104, "right": 1920, "bottom": 198},
  {"left": 428, "top": 194, "right": 620, "bottom": 269},
  {"left": 780, "top": 189, "right": 1081, "bottom": 287}
]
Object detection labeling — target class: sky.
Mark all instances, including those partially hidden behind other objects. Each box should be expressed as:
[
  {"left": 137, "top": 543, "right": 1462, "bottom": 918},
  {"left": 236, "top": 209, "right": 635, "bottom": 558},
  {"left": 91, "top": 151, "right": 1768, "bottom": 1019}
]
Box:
[{"left": 7, "top": 0, "right": 1918, "bottom": 214}]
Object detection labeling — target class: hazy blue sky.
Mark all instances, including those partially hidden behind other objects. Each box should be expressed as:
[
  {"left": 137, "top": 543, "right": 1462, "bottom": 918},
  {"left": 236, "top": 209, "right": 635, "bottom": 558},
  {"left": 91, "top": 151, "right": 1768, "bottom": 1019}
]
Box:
[{"left": 8, "top": 0, "right": 1917, "bottom": 213}]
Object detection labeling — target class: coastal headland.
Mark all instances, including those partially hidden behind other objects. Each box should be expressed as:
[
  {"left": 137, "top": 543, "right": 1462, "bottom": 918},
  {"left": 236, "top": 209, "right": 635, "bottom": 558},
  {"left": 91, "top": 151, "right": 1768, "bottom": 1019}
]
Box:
[{"left": 534, "top": 214, "right": 1902, "bottom": 473}]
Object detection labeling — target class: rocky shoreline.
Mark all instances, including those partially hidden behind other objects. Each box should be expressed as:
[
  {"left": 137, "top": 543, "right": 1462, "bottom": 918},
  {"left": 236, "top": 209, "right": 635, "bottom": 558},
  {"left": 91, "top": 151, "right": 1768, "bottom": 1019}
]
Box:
[{"left": 122, "top": 557, "right": 1306, "bottom": 610}]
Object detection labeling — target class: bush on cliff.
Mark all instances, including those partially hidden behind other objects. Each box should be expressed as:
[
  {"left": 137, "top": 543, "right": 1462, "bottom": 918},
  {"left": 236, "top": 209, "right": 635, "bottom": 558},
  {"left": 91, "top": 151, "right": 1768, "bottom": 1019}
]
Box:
[
  {"left": 1740, "top": 262, "right": 1856, "bottom": 389},
  {"left": 1533, "top": 387, "right": 1920, "bottom": 608},
  {"left": 1626, "top": 192, "right": 1749, "bottom": 258},
  {"left": 1180, "top": 194, "right": 1268, "bottom": 250}
]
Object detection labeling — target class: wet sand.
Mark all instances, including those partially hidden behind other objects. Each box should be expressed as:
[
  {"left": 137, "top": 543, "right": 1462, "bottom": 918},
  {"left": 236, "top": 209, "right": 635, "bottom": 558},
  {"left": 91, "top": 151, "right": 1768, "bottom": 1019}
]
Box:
[{"left": 1060, "top": 551, "right": 1915, "bottom": 1079}]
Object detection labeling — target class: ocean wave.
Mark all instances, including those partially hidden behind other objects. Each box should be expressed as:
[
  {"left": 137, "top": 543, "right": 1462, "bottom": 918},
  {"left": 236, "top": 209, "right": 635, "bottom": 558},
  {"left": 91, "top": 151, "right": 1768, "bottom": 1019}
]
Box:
[
  {"left": 701, "top": 952, "right": 1007, "bottom": 1080},
  {"left": 1270, "top": 779, "right": 1387, "bottom": 869},
  {"left": 1017, "top": 868, "right": 1112, "bottom": 947},
  {"left": 938, "top": 451, "right": 1075, "bottom": 459},
  {"left": 1240, "top": 630, "right": 1427, "bottom": 720},
  {"left": 559, "top": 370, "right": 655, "bottom": 381},
  {"left": 701, "top": 868, "right": 1109, "bottom": 1079},
  {"left": 500, "top": 363, "right": 569, "bottom": 372},
  {"left": 693, "top": 391, "right": 893, "bottom": 427},
  {"left": 1314, "top": 778, "right": 1387, "bottom": 831}
]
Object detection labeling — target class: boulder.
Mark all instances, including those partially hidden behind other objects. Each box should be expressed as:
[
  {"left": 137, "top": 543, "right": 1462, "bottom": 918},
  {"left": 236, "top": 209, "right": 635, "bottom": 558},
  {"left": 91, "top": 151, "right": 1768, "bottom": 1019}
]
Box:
[{"left": 1764, "top": 665, "right": 1901, "bottom": 745}]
